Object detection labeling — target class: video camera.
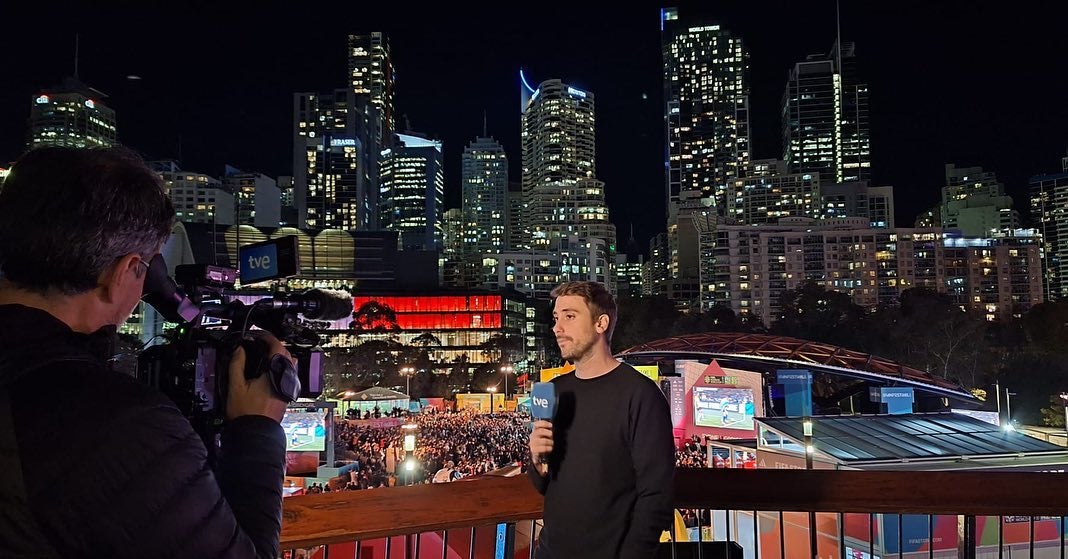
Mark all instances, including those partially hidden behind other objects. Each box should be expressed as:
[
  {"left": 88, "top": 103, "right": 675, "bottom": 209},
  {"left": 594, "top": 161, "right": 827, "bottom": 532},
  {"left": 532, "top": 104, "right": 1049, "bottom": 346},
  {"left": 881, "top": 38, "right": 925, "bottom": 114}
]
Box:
[{"left": 136, "top": 236, "right": 353, "bottom": 453}]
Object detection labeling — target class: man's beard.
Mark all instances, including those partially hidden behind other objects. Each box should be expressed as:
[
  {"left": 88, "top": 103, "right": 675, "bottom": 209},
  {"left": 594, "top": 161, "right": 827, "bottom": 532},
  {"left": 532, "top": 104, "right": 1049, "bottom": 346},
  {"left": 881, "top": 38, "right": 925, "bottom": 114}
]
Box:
[{"left": 559, "top": 335, "right": 596, "bottom": 363}]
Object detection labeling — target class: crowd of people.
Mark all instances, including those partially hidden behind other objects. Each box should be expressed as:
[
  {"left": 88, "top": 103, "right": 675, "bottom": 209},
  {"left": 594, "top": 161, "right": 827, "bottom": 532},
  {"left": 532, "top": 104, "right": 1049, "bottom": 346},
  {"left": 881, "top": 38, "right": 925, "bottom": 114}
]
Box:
[
  {"left": 320, "top": 412, "right": 759, "bottom": 494},
  {"left": 329, "top": 410, "right": 530, "bottom": 490}
]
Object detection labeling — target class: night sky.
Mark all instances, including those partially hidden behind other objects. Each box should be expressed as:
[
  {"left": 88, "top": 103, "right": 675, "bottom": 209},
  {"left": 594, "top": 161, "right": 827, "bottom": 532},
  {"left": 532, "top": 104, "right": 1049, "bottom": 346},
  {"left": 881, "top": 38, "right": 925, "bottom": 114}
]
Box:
[{"left": 2, "top": 2, "right": 1065, "bottom": 252}]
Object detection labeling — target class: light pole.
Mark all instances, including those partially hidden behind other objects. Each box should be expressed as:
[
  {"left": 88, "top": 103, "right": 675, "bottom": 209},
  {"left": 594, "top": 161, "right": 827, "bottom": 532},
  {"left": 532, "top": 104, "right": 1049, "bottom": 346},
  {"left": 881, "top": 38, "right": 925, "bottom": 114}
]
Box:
[
  {"left": 500, "top": 364, "right": 514, "bottom": 399},
  {"left": 400, "top": 365, "right": 415, "bottom": 398},
  {"left": 1004, "top": 388, "right": 1017, "bottom": 431},
  {"left": 1060, "top": 393, "right": 1068, "bottom": 444}
]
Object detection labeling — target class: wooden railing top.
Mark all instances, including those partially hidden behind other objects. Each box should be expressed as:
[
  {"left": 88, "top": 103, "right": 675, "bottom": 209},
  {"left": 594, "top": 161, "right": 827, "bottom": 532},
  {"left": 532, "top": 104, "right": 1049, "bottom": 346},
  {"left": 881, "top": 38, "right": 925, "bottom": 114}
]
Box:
[
  {"left": 281, "top": 468, "right": 1068, "bottom": 548},
  {"left": 282, "top": 476, "right": 542, "bottom": 548}
]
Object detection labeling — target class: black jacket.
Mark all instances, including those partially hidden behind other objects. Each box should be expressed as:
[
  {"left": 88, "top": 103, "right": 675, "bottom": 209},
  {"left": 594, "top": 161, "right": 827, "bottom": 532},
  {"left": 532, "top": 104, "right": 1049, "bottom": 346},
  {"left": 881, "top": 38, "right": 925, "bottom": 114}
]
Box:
[{"left": 0, "top": 304, "right": 287, "bottom": 558}]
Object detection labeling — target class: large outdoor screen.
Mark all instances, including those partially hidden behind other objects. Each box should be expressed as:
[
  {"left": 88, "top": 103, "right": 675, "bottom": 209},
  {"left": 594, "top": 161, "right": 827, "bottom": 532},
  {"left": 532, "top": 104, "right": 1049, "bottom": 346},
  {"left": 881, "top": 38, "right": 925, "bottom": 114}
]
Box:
[
  {"left": 281, "top": 409, "right": 327, "bottom": 451},
  {"left": 693, "top": 386, "right": 756, "bottom": 431}
]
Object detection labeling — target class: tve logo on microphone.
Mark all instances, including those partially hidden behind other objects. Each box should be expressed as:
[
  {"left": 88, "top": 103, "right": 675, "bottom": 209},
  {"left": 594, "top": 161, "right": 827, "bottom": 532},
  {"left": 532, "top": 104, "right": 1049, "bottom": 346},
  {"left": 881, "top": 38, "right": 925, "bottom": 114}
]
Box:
[{"left": 531, "top": 382, "right": 556, "bottom": 420}]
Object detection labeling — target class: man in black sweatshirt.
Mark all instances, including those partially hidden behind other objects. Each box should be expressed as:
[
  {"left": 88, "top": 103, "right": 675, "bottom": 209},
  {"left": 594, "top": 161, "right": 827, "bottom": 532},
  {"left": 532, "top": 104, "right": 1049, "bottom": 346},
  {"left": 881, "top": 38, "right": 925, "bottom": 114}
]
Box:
[
  {"left": 0, "top": 147, "right": 290, "bottom": 557},
  {"left": 528, "top": 281, "right": 675, "bottom": 558}
]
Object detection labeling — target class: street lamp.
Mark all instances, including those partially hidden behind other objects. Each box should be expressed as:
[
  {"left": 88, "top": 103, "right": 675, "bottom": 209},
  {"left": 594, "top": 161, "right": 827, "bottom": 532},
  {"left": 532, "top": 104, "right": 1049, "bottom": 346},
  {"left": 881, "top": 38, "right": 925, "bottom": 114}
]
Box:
[
  {"left": 500, "top": 364, "right": 515, "bottom": 398},
  {"left": 1059, "top": 393, "right": 1068, "bottom": 443},
  {"left": 401, "top": 423, "right": 417, "bottom": 486},
  {"left": 1004, "top": 388, "right": 1018, "bottom": 431},
  {"left": 400, "top": 365, "right": 415, "bottom": 398}
]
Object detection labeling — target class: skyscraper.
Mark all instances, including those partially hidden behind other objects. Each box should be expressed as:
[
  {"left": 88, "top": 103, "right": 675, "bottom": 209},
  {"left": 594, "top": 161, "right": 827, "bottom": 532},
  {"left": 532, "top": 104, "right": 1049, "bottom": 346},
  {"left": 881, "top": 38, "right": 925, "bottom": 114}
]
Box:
[
  {"left": 521, "top": 79, "right": 595, "bottom": 189},
  {"left": 348, "top": 32, "right": 395, "bottom": 135},
  {"left": 661, "top": 7, "right": 750, "bottom": 213},
  {"left": 293, "top": 89, "right": 379, "bottom": 230},
  {"left": 461, "top": 136, "right": 509, "bottom": 256},
  {"left": 28, "top": 77, "right": 116, "bottom": 150},
  {"left": 727, "top": 159, "right": 820, "bottom": 225},
  {"left": 942, "top": 164, "right": 1020, "bottom": 237},
  {"left": 1030, "top": 157, "right": 1068, "bottom": 301},
  {"left": 520, "top": 78, "right": 614, "bottom": 254},
  {"left": 151, "top": 161, "right": 229, "bottom": 225},
  {"left": 379, "top": 132, "right": 444, "bottom": 251},
  {"left": 223, "top": 165, "right": 281, "bottom": 228},
  {"left": 782, "top": 40, "right": 871, "bottom": 185}
]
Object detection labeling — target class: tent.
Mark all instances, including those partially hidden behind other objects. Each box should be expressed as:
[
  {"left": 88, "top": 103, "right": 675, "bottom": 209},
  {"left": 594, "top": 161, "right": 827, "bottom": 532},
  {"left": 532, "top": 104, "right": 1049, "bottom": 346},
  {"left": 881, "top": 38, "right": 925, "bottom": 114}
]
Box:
[{"left": 341, "top": 387, "right": 410, "bottom": 417}]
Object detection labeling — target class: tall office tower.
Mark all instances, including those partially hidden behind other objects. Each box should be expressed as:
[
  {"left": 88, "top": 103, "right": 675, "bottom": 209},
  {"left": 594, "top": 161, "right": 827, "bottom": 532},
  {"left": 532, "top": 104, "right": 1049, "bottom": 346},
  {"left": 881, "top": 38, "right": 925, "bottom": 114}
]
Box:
[
  {"left": 1030, "top": 159, "right": 1068, "bottom": 301},
  {"left": 643, "top": 232, "right": 671, "bottom": 297},
  {"left": 379, "top": 132, "right": 444, "bottom": 251},
  {"left": 293, "top": 89, "right": 379, "bottom": 230},
  {"left": 442, "top": 208, "right": 464, "bottom": 257},
  {"left": 661, "top": 8, "right": 750, "bottom": 214},
  {"left": 782, "top": 40, "right": 871, "bottom": 186},
  {"left": 614, "top": 229, "right": 646, "bottom": 298},
  {"left": 821, "top": 180, "right": 896, "bottom": 228},
  {"left": 726, "top": 159, "right": 820, "bottom": 225},
  {"left": 461, "top": 136, "right": 509, "bottom": 256},
  {"left": 223, "top": 165, "right": 281, "bottom": 228},
  {"left": 348, "top": 32, "right": 395, "bottom": 135},
  {"left": 28, "top": 77, "right": 116, "bottom": 150},
  {"left": 505, "top": 181, "right": 524, "bottom": 251},
  {"left": 277, "top": 176, "right": 297, "bottom": 226},
  {"left": 941, "top": 164, "right": 1020, "bottom": 237},
  {"left": 520, "top": 77, "right": 614, "bottom": 254},
  {"left": 152, "top": 161, "right": 229, "bottom": 225}
]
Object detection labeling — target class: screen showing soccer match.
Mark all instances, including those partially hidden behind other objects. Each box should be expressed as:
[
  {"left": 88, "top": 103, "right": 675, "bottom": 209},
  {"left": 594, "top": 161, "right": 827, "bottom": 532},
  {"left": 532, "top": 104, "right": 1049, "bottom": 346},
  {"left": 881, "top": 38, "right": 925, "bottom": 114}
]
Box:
[
  {"left": 281, "top": 410, "right": 327, "bottom": 451},
  {"left": 693, "top": 386, "right": 756, "bottom": 431}
]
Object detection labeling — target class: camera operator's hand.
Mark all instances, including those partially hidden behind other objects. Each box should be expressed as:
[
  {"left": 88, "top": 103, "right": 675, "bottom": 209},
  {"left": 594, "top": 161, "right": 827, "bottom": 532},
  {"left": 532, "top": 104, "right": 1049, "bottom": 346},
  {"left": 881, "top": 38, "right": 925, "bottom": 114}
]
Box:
[{"left": 226, "top": 335, "right": 292, "bottom": 422}]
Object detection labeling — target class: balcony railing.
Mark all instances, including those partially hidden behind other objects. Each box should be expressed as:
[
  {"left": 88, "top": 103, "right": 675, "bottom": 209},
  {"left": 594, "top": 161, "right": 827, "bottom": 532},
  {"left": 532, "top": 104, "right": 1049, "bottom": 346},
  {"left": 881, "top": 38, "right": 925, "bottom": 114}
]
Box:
[{"left": 281, "top": 468, "right": 1068, "bottom": 559}]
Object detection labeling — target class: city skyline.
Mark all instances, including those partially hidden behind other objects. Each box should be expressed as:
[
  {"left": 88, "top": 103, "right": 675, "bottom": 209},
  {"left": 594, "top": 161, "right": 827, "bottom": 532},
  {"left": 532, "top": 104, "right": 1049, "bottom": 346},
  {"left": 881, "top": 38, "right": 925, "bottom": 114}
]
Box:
[{"left": 1, "top": 2, "right": 1066, "bottom": 251}]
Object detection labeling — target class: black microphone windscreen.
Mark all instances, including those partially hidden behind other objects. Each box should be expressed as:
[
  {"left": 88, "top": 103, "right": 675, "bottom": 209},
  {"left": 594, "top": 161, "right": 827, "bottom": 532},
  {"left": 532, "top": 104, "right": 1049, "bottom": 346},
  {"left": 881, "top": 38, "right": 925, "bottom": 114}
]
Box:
[{"left": 303, "top": 288, "right": 353, "bottom": 320}]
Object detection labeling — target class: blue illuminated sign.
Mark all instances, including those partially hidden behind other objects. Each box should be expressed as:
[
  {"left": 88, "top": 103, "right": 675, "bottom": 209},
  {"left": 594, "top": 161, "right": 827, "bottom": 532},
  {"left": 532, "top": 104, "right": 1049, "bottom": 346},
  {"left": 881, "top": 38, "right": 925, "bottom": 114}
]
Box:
[
  {"left": 567, "top": 86, "right": 587, "bottom": 98},
  {"left": 330, "top": 138, "right": 356, "bottom": 147}
]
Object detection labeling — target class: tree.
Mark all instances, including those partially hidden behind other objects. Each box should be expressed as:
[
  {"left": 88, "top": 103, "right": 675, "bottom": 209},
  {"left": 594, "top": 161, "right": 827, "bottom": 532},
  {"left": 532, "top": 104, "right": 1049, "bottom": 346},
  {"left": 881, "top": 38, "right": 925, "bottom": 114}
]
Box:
[
  {"left": 612, "top": 295, "right": 682, "bottom": 352},
  {"left": 351, "top": 300, "right": 400, "bottom": 333},
  {"left": 888, "top": 288, "right": 991, "bottom": 388},
  {"left": 1022, "top": 301, "right": 1068, "bottom": 355},
  {"left": 478, "top": 333, "right": 524, "bottom": 364},
  {"left": 772, "top": 282, "right": 866, "bottom": 348}
]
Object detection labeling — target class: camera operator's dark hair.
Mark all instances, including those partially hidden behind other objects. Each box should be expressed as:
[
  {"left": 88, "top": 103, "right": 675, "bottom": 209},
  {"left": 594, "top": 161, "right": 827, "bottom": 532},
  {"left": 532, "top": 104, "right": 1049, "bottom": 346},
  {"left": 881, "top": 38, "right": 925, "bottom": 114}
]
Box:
[{"left": 0, "top": 147, "right": 175, "bottom": 295}]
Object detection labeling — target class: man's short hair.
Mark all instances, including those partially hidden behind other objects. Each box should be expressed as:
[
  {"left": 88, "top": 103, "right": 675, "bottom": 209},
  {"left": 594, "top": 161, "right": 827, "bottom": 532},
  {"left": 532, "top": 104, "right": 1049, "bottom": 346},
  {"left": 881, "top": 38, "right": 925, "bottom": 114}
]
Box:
[
  {"left": 0, "top": 147, "right": 175, "bottom": 295},
  {"left": 550, "top": 281, "right": 618, "bottom": 342}
]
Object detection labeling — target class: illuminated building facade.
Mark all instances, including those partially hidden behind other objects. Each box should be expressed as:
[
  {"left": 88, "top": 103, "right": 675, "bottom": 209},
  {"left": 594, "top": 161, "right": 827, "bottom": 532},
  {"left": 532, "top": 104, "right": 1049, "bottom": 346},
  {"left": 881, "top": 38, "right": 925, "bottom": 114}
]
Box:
[
  {"left": 728, "top": 159, "right": 820, "bottom": 225},
  {"left": 709, "top": 218, "right": 1041, "bottom": 325},
  {"left": 348, "top": 32, "right": 394, "bottom": 135},
  {"left": 379, "top": 133, "right": 444, "bottom": 251},
  {"left": 520, "top": 77, "right": 615, "bottom": 262},
  {"left": 943, "top": 231, "right": 1043, "bottom": 321},
  {"left": 346, "top": 292, "right": 552, "bottom": 379},
  {"left": 151, "top": 161, "right": 228, "bottom": 225},
  {"left": 782, "top": 41, "right": 871, "bottom": 186},
  {"left": 821, "top": 180, "right": 895, "bottom": 228},
  {"left": 941, "top": 164, "right": 1020, "bottom": 237},
  {"left": 293, "top": 89, "right": 379, "bottom": 230},
  {"left": 661, "top": 7, "right": 750, "bottom": 213},
  {"left": 223, "top": 165, "right": 281, "bottom": 228},
  {"left": 28, "top": 78, "right": 116, "bottom": 150},
  {"left": 461, "top": 136, "right": 509, "bottom": 256},
  {"left": 1029, "top": 157, "right": 1068, "bottom": 301}
]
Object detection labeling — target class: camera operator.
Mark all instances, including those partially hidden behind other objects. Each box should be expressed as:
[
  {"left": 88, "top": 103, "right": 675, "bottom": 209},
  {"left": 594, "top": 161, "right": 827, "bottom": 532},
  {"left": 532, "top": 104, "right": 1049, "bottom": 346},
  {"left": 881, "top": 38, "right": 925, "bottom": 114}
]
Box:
[{"left": 0, "top": 147, "right": 291, "bottom": 557}]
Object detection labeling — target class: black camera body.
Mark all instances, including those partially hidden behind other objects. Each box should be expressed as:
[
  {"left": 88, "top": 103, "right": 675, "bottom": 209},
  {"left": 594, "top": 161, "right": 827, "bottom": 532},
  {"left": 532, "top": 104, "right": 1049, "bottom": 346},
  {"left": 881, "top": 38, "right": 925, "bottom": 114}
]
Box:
[{"left": 136, "top": 237, "right": 350, "bottom": 453}]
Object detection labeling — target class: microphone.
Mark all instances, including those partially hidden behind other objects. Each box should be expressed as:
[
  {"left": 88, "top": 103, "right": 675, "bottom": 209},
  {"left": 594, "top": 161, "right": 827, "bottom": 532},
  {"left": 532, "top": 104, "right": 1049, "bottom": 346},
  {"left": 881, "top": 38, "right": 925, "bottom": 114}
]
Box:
[
  {"left": 531, "top": 382, "right": 557, "bottom": 465},
  {"left": 263, "top": 288, "right": 354, "bottom": 320}
]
